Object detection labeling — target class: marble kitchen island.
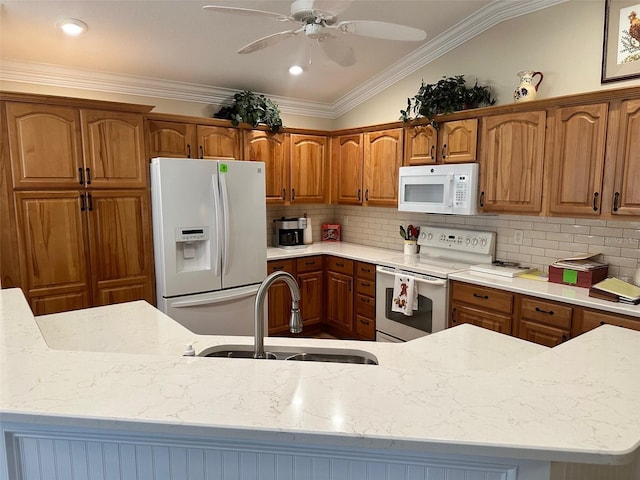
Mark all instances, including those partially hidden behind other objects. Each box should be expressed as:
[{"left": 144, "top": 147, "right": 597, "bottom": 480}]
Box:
[{"left": 1, "top": 288, "right": 639, "bottom": 480}]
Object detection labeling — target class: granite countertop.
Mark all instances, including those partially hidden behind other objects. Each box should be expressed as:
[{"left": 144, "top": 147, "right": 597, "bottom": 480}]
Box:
[
  {"left": 1, "top": 288, "right": 640, "bottom": 465},
  {"left": 268, "top": 242, "right": 640, "bottom": 318}
]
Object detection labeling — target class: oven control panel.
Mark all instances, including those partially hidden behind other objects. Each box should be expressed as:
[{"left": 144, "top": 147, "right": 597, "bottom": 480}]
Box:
[{"left": 417, "top": 226, "right": 495, "bottom": 255}]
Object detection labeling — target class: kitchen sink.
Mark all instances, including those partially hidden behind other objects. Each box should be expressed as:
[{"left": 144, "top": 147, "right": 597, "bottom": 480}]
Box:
[{"left": 198, "top": 345, "right": 378, "bottom": 365}]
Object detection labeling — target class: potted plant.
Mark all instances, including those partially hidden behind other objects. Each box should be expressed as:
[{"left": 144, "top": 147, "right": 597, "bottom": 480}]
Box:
[
  {"left": 215, "top": 90, "right": 283, "bottom": 133},
  {"left": 400, "top": 75, "right": 495, "bottom": 127}
]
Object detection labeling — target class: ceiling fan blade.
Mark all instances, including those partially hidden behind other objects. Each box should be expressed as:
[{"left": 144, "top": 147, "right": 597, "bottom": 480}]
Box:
[
  {"left": 336, "top": 20, "right": 427, "bottom": 41},
  {"left": 319, "top": 36, "right": 355, "bottom": 67},
  {"left": 202, "top": 5, "right": 294, "bottom": 22},
  {"left": 312, "top": 0, "right": 353, "bottom": 17},
  {"left": 238, "top": 30, "right": 299, "bottom": 54}
]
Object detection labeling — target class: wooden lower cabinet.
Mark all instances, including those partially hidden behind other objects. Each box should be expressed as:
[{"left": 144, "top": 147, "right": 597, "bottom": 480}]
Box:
[
  {"left": 515, "top": 296, "right": 572, "bottom": 347},
  {"left": 354, "top": 261, "right": 376, "bottom": 340},
  {"left": 296, "top": 256, "right": 323, "bottom": 329},
  {"left": 449, "top": 281, "right": 514, "bottom": 335},
  {"left": 451, "top": 280, "right": 640, "bottom": 347},
  {"left": 325, "top": 256, "right": 355, "bottom": 338},
  {"left": 14, "top": 190, "right": 154, "bottom": 315},
  {"left": 266, "top": 259, "right": 295, "bottom": 335}
]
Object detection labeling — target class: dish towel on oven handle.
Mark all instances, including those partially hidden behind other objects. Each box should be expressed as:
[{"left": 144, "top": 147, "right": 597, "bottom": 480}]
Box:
[{"left": 391, "top": 274, "right": 418, "bottom": 316}]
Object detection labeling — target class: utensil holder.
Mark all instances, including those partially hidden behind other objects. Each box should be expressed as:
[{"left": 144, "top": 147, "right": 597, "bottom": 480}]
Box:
[{"left": 403, "top": 240, "right": 418, "bottom": 255}]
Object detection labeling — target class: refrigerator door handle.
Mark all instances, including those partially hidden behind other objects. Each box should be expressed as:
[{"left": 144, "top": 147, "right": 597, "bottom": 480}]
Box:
[
  {"left": 211, "top": 174, "right": 222, "bottom": 277},
  {"left": 170, "top": 286, "right": 259, "bottom": 307},
  {"left": 220, "top": 171, "right": 231, "bottom": 276}
]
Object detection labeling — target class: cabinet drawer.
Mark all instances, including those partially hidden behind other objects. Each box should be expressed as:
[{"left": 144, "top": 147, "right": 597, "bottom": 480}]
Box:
[
  {"left": 296, "top": 256, "right": 323, "bottom": 273},
  {"left": 573, "top": 309, "right": 640, "bottom": 336},
  {"left": 355, "top": 293, "right": 375, "bottom": 318},
  {"left": 355, "top": 314, "right": 375, "bottom": 339},
  {"left": 520, "top": 297, "right": 572, "bottom": 330},
  {"left": 268, "top": 259, "right": 295, "bottom": 274},
  {"left": 451, "top": 282, "right": 513, "bottom": 314},
  {"left": 356, "top": 278, "right": 375, "bottom": 297},
  {"left": 356, "top": 261, "right": 376, "bottom": 281},
  {"left": 326, "top": 256, "right": 354, "bottom": 275}
]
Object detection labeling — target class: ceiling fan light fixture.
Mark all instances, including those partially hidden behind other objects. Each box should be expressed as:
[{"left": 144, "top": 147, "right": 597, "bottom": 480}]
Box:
[
  {"left": 289, "top": 65, "right": 304, "bottom": 75},
  {"left": 57, "top": 18, "right": 88, "bottom": 36}
]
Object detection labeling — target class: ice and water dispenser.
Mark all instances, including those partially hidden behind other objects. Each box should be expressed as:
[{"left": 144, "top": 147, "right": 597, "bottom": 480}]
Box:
[{"left": 174, "top": 226, "right": 210, "bottom": 272}]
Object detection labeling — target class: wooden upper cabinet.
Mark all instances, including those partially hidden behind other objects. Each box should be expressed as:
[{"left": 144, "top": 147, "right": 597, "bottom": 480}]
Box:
[
  {"left": 243, "top": 130, "right": 289, "bottom": 204},
  {"left": 547, "top": 103, "right": 608, "bottom": 216},
  {"left": 14, "top": 191, "right": 91, "bottom": 314},
  {"left": 479, "top": 111, "right": 546, "bottom": 214},
  {"left": 332, "top": 134, "right": 364, "bottom": 205},
  {"left": 404, "top": 125, "right": 437, "bottom": 165},
  {"left": 81, "top": 110, "right": 147, "bottom": 188},
  {"left": 196, "top": 125, "right": 240, "bottom": 160},
  {"left": 87, "top": 190, "right": 155, "bottom": 306},
  {"left": 404, "top": 119, "right": 477, "bottom": 165},
  {"left": 6, "top": 102, "right": 83, "bottom": 189},
  {"left": 290, "top": 134, "right": 327, "bottom": 204},
  {"left": 440, "top": 119, "right": 478, "bottom": 163},
  {"left": 609, "top": 98, "right": 640, "bottom": 216},
  {"left": 364, "top": 128, "right": 403, "bottom": 206},
  {"left": 146, "top": 119, "right": 197, "bottom": 159}
]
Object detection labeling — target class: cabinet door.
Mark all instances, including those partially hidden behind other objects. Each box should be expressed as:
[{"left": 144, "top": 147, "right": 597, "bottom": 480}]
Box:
[
  {"left": 450, "top": 303, "right": 511, "bottom": 334},
  {"left": 6, "top": 103, "right": 83, "bottom": 189},
  {"left": 440, "top": 119, "right": 478, "bottom": 164},
  {"left": 86, "top": 190, "right": 155, "bottom": 306},
  {"left": 267, "top": 260, "right": 295, "bottom": 335},
  {"left": 479, "top": 111, "right": 546, "bottom": 213},
  {"left": 146, "top": 119, "right": 197, "bottom": 159},
  {"left": 364, "top": 128, "right": 403, "bottom": 206},
  {"left": 404, "top": 125, "right": 437, "bottom": 165},
  {"left": 517, "top": 320, "right": 568, "bottom": 347},
  {"left": 298, "top": 270, "right": 323, "bottom": 327},
  {"left": 14, "top": 191, "right": 91, "bottom": 314},
  {"left": 332, "top": 134, "right": 363, "bottom": 204},
  {"left": 609, "top": 98, "right": 640, "bottom": 216},
  {"left": 81, "top": 110, "right": 147, "bottom": 188},
  {"left": 197, "top": 125, "right": 240, "bottom": 160},
  {"left": 326, "top": 271, "right": 354, "bottom": 335},
  {"left": 243, "top": 130, "right": 289, "bottom": 204},
  {"left": 547, "top": 104, "right": 608, "bottom": 216},
  {"left": 290, "top": 134, "right": 327, "bottom": 204}
]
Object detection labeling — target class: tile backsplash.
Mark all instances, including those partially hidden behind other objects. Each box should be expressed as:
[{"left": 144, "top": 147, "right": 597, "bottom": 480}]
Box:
[{"left": 269, "top": 205, "right": 640, "bottom": 280}]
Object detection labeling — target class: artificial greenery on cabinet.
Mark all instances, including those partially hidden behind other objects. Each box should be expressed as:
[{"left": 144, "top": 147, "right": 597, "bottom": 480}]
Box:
[
  {"left": 400, "top": 75, "right": 495, "bottom": 127},
  {"left": 215, "top": 90, "right": 283, "bottom": 132}
]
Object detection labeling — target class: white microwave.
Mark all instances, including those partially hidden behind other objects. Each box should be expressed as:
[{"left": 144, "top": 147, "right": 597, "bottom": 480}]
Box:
[{"left": 398, "top": 163, "right": 479, "bottom": 215}]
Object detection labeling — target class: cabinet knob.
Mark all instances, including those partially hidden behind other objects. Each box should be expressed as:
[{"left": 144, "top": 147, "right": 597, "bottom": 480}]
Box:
[
  {"left": 592, "top": 192, "right": 599, "bottom": 212},
  {"left": 451, "top": 307, "right": 457, "bottom": 323},
  {"left": 85, "top": 167, "right": 91, "bottom": 185},
  {"left": 365, "top": 189, "right": 369, "bottom": 202},
  {"left": 534, "top": 307, "right": 554, "bottom": 315},
  {"left": 282, "top": 188, "right": 286, "bottom": 200},
  {"left": 357, "top": 189, "right": 361, "bottom": 202},
  {"left": 430, "top": 145, "right": 435, "bottom": 158},
  {"left": 187, "top": 144, "right": 192, "bottom": 158},
  {"left": 441, "top": 144, "right": 447, "bottom": 159},
  {"left": 613, "top": 192, "right": 620, "bottom": 212},
  {"left": 291, "top": 188, "right": 296, "bottom": 201},
  {"left": 479, "top": 191, "right": 485, "bottom": 207},
  {"left": 80, "top": 193, "right": 86, "bottom": 211},
  {"left": 199, "top": 145, "right": 204, "bottom": 159},
  {"left": 78, "top": 168, "right": 84, "bottom": 185},
  {"left": 472, "top": 293, "right": 489, "bottom": 300}
]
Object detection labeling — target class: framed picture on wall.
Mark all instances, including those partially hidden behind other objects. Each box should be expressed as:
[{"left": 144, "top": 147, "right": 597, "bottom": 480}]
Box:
[{"left": 602, "top": 0, "right": 640, "bottom": 82}]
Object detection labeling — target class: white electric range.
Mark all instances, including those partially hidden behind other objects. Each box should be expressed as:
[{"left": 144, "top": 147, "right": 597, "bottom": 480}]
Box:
[{"left": 376, "top": 226, "right": 496, "bottom": 342}]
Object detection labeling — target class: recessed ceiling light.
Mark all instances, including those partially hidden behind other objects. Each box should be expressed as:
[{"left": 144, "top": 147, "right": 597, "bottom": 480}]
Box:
[
  {"left": 289, "top": 65, "right": 304, "bottom": 76},
  {"left": 57, "top": 19, "right": 88, "bottom": 36}
]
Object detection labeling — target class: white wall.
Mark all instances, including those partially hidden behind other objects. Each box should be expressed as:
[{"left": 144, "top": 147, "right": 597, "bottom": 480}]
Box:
[{"left": 334, "top": 0, "right": 640, "bottom": 129}]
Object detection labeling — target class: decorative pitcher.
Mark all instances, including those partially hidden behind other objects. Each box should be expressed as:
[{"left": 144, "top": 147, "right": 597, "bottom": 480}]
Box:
[{"left": 514, "top": 70, "right": 544, "bottom": 103}]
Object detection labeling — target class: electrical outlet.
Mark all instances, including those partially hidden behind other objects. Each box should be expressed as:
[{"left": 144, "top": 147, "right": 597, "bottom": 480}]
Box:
[{"left": 513, "top": 230, "right": 524, "bottom": 245}]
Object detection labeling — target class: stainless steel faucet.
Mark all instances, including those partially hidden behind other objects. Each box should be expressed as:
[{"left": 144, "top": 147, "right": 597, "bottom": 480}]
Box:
[{"left": 254, "top": 271, "right": 302, "bottom": 359}]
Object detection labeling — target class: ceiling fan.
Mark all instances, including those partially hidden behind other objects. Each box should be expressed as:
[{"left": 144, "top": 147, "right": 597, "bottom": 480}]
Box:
[{"left": 202, "top": 0, "right": 427, "bottom": 67}]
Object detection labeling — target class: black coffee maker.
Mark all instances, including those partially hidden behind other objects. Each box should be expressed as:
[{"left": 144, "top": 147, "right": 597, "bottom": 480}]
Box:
[{"left": 273, "top": 217, "right": 307, "bottom": 248}]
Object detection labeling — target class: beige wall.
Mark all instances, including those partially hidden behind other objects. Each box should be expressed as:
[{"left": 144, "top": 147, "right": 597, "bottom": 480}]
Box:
[
  {"left": 335, "top": 0, "right": 640, "bottom": 129},
  {"left": 0, "top": 79, "right": 335, "bottom": 131}
]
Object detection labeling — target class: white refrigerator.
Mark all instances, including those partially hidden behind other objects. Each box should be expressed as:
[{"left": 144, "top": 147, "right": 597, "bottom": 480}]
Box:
[{"left": 150, "top": 157, "right": 267, "bottom": 335}]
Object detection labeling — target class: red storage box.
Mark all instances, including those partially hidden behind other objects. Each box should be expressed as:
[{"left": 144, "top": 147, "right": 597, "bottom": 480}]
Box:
[
  {"left": 321, "top": 223, "right": 341, "bottom": 242},
  {"left": 548, "top": 265, "right": 608, "bottom": 288}
]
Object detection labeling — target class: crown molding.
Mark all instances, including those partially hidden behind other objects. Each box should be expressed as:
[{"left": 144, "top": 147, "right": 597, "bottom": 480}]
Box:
[
  {"left": 332, "top": 0, "right": 569, "bottom": 117},
  {"left": 0, "top": 0, "right": 567, "bottom": 120},
  {"left": 0, "top": 59, "right": 336, "bottom": 119}
]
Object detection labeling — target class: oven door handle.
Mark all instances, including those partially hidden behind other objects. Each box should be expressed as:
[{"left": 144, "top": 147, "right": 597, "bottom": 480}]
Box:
[{"left": 376, "top": 266, "right": 447, "bottom": 287}]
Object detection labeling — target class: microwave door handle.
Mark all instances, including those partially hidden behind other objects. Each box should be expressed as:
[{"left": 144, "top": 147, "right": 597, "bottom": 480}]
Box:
[{"left": 446, "top": 174, "right": 454, "bottom": 207}]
